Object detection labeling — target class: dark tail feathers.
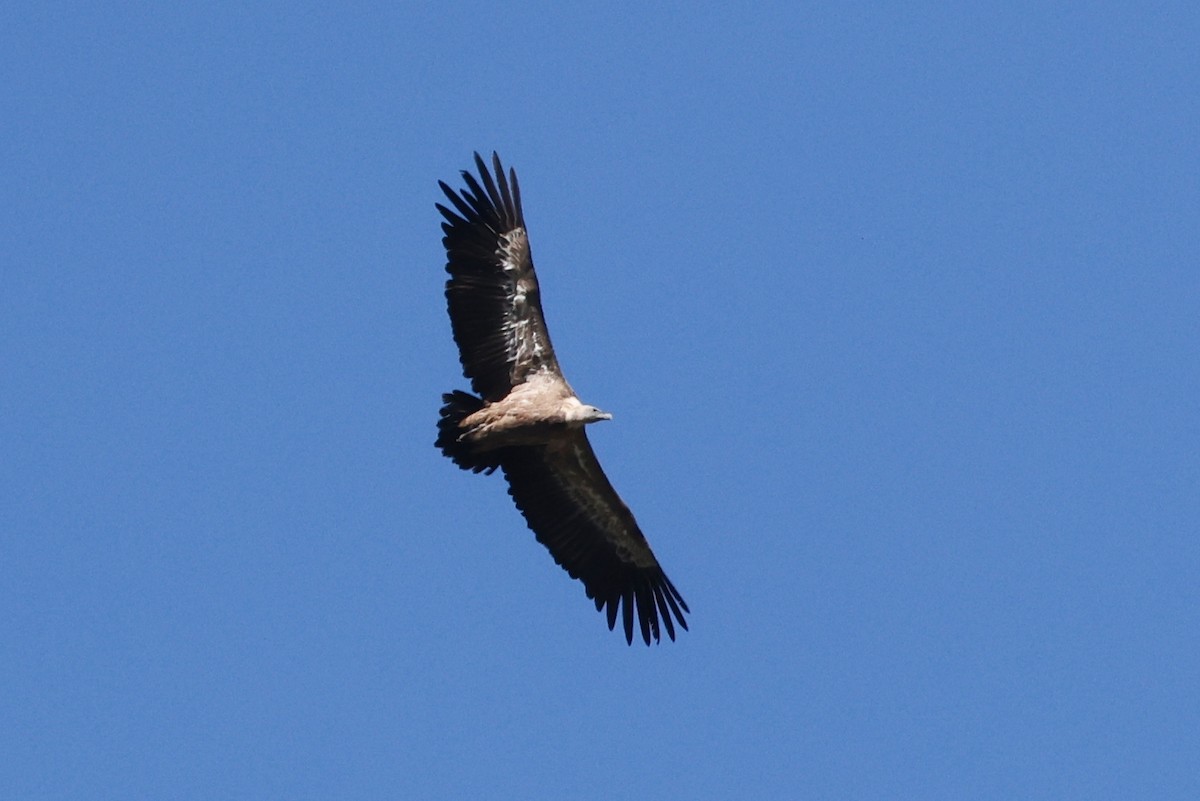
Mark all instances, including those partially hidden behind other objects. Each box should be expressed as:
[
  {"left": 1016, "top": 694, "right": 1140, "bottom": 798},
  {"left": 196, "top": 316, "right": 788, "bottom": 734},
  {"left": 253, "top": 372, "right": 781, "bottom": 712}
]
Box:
[{"left": 437, "top": 390, "right": 501, "bottom": 474}]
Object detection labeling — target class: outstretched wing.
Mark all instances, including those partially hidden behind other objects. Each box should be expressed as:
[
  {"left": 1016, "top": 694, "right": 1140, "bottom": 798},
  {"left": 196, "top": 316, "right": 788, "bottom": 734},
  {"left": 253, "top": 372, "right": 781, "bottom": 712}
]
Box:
[
  {"left": 437, "top": 152, "right": 562, "bottom": 402},
  {"left": 500, "top": 431, "right": 690, "bottom": 645}
]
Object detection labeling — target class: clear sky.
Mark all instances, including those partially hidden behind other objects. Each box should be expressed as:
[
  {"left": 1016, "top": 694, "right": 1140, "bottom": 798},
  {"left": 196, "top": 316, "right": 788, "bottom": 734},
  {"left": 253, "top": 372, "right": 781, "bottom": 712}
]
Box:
[{"left": 3, "top": 3, "right": 1197, "bottom": 799}]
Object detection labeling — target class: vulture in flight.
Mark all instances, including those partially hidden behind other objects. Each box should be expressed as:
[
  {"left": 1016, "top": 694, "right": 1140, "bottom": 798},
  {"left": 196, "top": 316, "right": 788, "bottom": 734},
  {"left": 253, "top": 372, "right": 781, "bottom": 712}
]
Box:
[{"left": 434, "top": 152, "right": 690, "bottom": 645}]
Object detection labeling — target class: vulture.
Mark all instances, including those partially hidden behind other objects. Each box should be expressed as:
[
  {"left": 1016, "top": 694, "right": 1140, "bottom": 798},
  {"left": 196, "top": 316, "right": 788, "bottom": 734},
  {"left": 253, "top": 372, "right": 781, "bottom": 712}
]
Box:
[{"left": 434, "top": 152, "right": 690, "bottom": 645}]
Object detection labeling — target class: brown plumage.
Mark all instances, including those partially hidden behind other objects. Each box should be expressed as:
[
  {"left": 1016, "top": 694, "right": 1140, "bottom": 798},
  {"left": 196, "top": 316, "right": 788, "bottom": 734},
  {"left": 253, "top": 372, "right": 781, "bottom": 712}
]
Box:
[{"left": 434, "top": 152, "right": 689, "bottom": 645}]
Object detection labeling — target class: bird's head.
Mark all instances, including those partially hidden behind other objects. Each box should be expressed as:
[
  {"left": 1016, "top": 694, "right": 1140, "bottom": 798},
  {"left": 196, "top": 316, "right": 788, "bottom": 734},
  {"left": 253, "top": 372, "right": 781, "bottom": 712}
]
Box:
[{"left": 568, "top": 404, "right": 613, "bottom": 425}]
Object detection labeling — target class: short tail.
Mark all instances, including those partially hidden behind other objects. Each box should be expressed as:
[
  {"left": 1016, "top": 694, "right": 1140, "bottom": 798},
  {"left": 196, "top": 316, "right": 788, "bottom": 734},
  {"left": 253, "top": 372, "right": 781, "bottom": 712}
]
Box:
[{"left": 436, "top": 390, "right": 501, "bottom": 474}]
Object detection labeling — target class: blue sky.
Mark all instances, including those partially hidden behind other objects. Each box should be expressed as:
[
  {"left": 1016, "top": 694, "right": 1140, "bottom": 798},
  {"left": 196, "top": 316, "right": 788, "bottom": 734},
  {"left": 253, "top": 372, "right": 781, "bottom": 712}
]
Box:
[{"left": 3, "top": 3, "right": 1197, "bottom": 799}]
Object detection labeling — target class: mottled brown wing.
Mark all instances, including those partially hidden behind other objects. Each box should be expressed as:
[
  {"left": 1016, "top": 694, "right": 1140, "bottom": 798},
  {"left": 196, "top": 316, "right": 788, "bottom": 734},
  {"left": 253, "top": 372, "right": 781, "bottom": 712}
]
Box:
[
  {"left": 499, "top": 430, "right": 689, "bottom": 645},
  {"left": 436, "top": 152, "right": 562, "bottom": 402}
]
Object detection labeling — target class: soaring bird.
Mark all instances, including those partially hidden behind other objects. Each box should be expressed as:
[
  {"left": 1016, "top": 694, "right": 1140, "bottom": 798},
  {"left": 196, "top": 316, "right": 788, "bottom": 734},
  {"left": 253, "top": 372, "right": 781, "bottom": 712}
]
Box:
[{"left": 435, "top": 153, "right": 689, "bottom": 645}]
